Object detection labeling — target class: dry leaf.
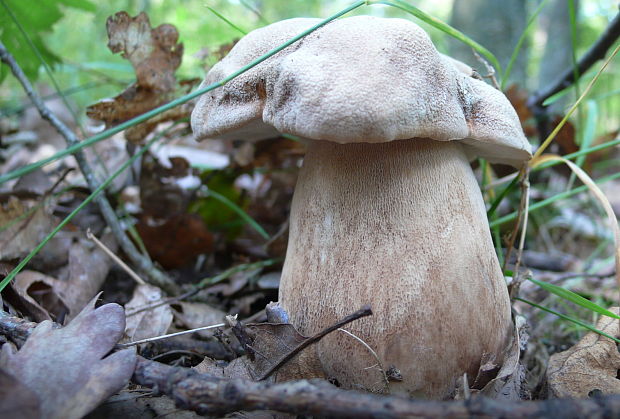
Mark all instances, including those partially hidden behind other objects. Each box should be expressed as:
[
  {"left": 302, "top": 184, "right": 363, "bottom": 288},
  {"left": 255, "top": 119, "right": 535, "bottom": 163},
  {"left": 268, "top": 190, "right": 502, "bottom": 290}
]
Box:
[
  {"left": 0, "top": 369, "right": 41, "bottom": 419},
  {"left": 59, "top": 234, "right": 118, "bottom": 321},
  {"left": 106, "top": 11, "right": 182, "bottom": 90},
  {"left": 124, "top": 284, "right": 173, "bottom": 342},
  {"left": 10, "top": 234, "right": 117, "bottom": 323},
  {"left": 86, "top": 11, "right": 185, "bottom": 142},
  {"left": 547, "top": 307, "right": 620, "bottom": 398},
  {"left": 476, "top": 315, "right": 528, "bottom": 400},
  {"left": 0, "top": 297, "right": 136, "bottom": 419},
  {"left": 0, "top": 196, "right": 56, "bottom": 261},
  {"left": 171, "top": 302, "right": 226, "bottom": 338},
  {"left": 12, "top": 270, "right": 70, "bottom": 322},
  {"left": 228, "top": 316, "right": 324, "bottom": 382}
]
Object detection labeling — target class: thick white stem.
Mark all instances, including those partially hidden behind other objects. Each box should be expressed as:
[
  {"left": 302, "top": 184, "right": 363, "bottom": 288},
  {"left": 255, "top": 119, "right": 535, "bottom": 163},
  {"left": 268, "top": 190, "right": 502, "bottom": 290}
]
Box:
[{"left": 279, "top": 138, "right": 512, "bottom": 398}]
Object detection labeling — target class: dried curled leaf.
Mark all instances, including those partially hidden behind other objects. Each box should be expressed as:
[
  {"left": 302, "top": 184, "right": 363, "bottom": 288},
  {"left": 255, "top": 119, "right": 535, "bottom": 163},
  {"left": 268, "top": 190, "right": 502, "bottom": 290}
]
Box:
[
  {"left": 0, "top": 297, "right": 137, "bottom": 419},
  {"left": 86, "top": 11, "right": 186, "bottom": 141},
  {"left": 0, "top": 196, "right": 55, "bottom": 261},
  {"left": 123, "top": 284, "right": 173, "bottom": 342},
  {"left": 547, "top": 307, "right": 620, "bottom": 398},
  {"left": 227, "top": 311, "right": 324, "bottom": 382},
  {"left": 107, "top": 11, "right": 182, "bottom": 90}
]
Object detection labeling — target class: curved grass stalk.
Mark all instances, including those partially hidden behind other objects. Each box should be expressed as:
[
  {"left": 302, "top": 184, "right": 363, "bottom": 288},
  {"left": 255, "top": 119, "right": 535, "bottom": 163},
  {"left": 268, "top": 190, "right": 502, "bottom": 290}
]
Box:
[
  {"left": 490, "top": 170, "right": 620, "bottom": 228},
  {"left": 531, "top": 154, "right": 620, "bottom": 291}
]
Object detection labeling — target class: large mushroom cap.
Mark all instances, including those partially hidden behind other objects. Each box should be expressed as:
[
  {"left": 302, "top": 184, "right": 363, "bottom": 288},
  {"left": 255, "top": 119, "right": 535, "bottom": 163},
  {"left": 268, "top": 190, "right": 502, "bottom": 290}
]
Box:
[{"left": 191, "top": 16, "right": 532, "bottom": 167}]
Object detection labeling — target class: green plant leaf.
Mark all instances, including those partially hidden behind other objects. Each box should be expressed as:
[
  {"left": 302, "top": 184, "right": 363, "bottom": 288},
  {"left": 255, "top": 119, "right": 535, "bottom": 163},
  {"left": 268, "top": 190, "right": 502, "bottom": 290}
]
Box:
[{"left": 0, "top": 0, "right": 94, "bottom": 82}]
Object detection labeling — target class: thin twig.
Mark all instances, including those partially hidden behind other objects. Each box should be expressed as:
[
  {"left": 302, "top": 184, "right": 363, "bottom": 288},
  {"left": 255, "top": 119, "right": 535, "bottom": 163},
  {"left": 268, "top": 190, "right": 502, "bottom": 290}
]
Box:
[
  {"left": 86, "top": 228, "right": 145, "bottom": 285},
  {"left": 472, "top": 49, "right": 500, "bottom": 90},
  {"left": 132, "top": 356, "right": 620, "bottom": 418},
  {"left": 117, "top": 323, "right": 225, "bottom": 348},
  {"left": 503, "top": 166, "right": 528, "bottom": 275},
  {"left": 257, "top": 305, "right": 373, "bottom": 380},
  {"left": 529, "top": 12, "right": 620, "bottom": 108},
  {"left": 510, "top": 167, "right": 531, "bottom": 299},
  {"left": 338, "top": 328, "right": 389, "bottom": 392},
  {"left": 0, "top": 41, "right": 177, "bottom": 294}
]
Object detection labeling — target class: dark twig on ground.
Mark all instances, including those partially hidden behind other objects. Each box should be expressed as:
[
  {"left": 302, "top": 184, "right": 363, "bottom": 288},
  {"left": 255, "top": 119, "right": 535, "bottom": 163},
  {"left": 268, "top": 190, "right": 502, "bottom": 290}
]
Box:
[
  {"left": 3, "top": 310, "right": 620, "bottom": 418},
  {"left": 0, "top": 41, "right": 177, "bottom": 294},
  {"left": 528, "top": 12, "right": 620, "bottom": 109},
  {"left": 255, "top": 305, "right": 372, "bottom": 380},
  {"left": 527, "top": 12, "right": 620, "bottom": 142},
  {"left": 133, "top": 357, "right": 620, "bottom": 418}
]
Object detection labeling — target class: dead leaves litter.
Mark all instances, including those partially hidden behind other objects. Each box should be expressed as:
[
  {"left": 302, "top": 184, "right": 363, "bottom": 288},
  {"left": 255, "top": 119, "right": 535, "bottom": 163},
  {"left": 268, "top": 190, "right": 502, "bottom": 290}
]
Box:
[
  {"left": 86, "top": 11, "right": 187, "bottom": 142},
  {"left": 0, "top": 297, "right": 136, "bottom": 419},
  {"left": 547, "top": 307, "right": 620, "bottom": 398}
]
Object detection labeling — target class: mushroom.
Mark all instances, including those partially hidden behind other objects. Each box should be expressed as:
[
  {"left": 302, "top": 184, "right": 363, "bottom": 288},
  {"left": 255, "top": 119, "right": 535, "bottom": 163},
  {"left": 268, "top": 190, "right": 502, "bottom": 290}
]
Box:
[{"left": 191, "top": 16, "right": 532, "bottom": 398}]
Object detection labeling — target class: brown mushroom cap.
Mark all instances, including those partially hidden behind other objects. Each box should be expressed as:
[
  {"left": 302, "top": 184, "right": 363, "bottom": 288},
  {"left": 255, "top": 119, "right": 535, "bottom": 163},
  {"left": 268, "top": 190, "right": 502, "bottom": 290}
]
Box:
[{"left": 191, "top": 16, "right": 532, "bottom": 167}]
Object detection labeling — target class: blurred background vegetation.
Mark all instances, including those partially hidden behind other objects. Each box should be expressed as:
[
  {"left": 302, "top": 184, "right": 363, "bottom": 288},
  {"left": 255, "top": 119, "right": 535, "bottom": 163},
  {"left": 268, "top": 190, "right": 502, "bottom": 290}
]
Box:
[{"left": 1, "top": 0, "right": 618, "bottom": 136}]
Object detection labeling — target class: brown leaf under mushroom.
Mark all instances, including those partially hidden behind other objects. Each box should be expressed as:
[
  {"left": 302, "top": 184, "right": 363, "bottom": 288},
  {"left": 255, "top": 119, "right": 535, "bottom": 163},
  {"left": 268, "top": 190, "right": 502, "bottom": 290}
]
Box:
[{"left": 546, "top": 307, "right": 620, "bottom": 398}]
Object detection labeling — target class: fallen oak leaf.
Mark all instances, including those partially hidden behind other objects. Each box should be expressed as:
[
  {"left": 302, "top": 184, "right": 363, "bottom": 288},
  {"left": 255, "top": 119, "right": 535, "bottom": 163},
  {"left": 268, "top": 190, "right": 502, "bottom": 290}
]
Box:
[
  {"left": 0, "top": 296, "right": 136, "bottom": 419},
  {"left": 547, "top": 307, "right": 620, "bottom": 398},
  {"left": 0, "top": 369, "right": 41, "bottom": 419},
  {"left": 124, "top": 284, "right": 173, "bottom": 343}
]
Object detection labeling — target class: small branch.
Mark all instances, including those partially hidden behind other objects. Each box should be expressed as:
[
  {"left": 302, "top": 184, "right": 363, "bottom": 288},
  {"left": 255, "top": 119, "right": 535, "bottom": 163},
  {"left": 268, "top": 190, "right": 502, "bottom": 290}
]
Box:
[
  {"left": 4, "top": 311, "right": 620, "bottom": 418},
  {"left": 117, "top": 323, "right": 225, "bottom": 348},
  {"left": 87, "top": 228, "right": 146, "bottom": 286},
  {"left": 0, "top": 41, "right": 177, "bottom": 294},
  {"left": 528, "top": 12, "right": 620, "bottom": 108},
  {"left": 256, "top": 305, "right": 372, "bottom": 380},
  {"left": 133, "top": 356, "right": 620, "bottom": 418},
  {"left": 338, "top": 327, "right": 390, "bottom": 391}
]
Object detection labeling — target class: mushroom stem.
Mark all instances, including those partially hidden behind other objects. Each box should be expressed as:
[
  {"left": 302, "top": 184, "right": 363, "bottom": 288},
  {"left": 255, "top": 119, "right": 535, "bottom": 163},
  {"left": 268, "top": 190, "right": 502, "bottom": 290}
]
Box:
[{"left": 279, "top": 138, "right": 512, "bottom": 398}]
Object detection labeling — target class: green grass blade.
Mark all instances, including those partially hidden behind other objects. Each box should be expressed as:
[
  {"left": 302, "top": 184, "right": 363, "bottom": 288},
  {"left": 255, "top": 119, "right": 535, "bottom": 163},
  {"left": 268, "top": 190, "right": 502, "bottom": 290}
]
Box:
[
  {"left": 1, "top": 0, "right": 84, "bottom": 134},
  {"left": 542, "top": 87, "right": 572, "bottom": 107},
  {"left": 206, "top": 6, "right": 247, "bottom": 35},
  {"left": 501, "top": 0, "right": 550, "bottom": 89},
  {"left": 575, "top": 100, "right": 598, "bottom": 168},
  {"left": 207, "top": 189, "right": 269, "bottom": 240},
  {"left": 516, "top": 297, "right": 620, "bottom": 344},
  {"left": 0, "top": 128, "right": 170, "bottom": 292},
  {"left": 0, "top": 0, "right": 367, "bottom": 185},
  {"left": 487, "top": 175, "right": 519, "bottom": 218},
  {"left": 372, "top": 0, "right": 502, "bottom": 77},
  {"left": 490, "top": 170, "right": 620, "bottom": 227},
  {"left": 527, "top": 277, "right": 620, "bottom": 319},
  {"left": 486, "top": 135, "right": 620, "bottom": 217}
]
